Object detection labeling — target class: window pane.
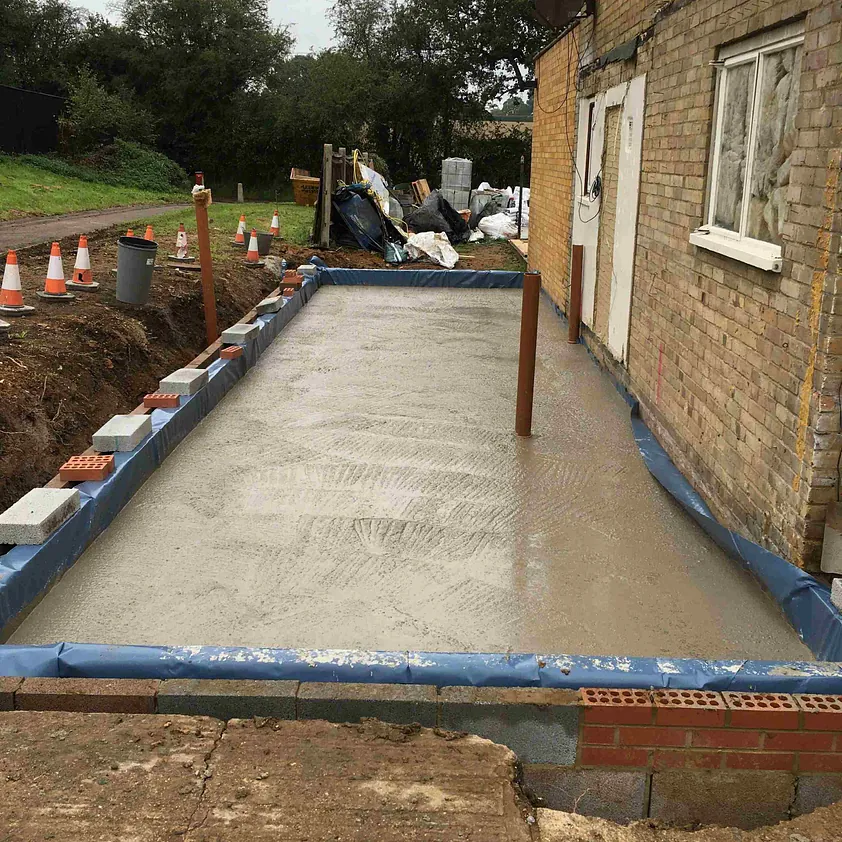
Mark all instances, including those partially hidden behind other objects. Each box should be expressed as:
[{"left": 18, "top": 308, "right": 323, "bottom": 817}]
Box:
[
  {"left": 746, "top": 45, "right": 803, "bottom": 245},
  {"left": 713, "top": 61, "right": 755, "bottom": 232}
]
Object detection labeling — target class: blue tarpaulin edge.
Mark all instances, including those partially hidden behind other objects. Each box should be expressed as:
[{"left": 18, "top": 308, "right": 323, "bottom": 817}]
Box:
[{"left": 0, "top": 267, "right": 840, "bottom": 692}]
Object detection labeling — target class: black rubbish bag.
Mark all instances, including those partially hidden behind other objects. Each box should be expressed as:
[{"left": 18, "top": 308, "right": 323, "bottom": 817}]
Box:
[{"left": 405, "top": 190, "right": 470, "bottom": 244}]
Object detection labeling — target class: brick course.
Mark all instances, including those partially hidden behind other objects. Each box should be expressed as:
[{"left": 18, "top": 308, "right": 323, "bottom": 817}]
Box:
[{"left": 530, "top": 0, "right": 842, "bottom": 569}]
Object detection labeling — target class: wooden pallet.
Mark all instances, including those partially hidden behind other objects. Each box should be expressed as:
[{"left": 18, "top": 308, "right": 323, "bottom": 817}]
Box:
[{"left": 411, "top": 179, "right": 431, "bottom": 204}]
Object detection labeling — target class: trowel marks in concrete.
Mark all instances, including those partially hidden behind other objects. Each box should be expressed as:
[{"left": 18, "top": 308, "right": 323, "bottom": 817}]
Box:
[{"left": 11, "top": 287, "right": 810, "bottom": 659}]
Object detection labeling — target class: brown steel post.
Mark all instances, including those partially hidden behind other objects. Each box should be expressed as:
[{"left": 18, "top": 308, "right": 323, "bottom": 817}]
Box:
[
  {"left": 568, "top": 244, "right": 583, "bottom": 344},
  {"left": 515, "top": 270, "right": 541, "bottom": 437},
  {"left": 192, "top": 175, "right": 218, "bottom": 346}
]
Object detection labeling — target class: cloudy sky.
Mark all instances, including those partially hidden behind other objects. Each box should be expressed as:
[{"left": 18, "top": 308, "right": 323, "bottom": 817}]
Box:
[{"left": 73, "top": 0, "right": 336, "bottom": 53}]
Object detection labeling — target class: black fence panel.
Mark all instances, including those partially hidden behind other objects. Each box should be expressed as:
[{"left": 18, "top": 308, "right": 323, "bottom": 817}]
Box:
[{"left": 0, "top": 85, "right": 64, "bottom": 154}]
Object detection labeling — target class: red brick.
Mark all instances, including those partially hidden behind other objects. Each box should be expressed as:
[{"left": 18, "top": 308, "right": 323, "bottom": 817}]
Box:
[
  {"left": 580, "top": 746, "right": 649, "bottom": 768},
  {"left": 58, "top": 454, "right": 115, "bottom": 482},
  {"left": 144, "top": 393, "right": 180, "bottom": 409},
  {"left": 725, "top": 752, "right": 796, "bottom": 771},
  {"left": 653, "top": 690, "right": 726, "bottom": 727},
  {"left": 581, "top": 688, "right": 653, "bottom": 725},
  {"left": 282, "top": 287, "right": 296, "bottom": 296},
  {"left": 653, "top": 750, "right": 722, "bottom": 770},
  {"left": 691, "top": 729, "right": 761, "bottom": 749},
  {"left": 16, "top": 678, "right": 158, "bottom": 714},
  {"left": 795, "top": 695, "right": 842, "bottom": 731},
  {"left": 799, "top": 753, "right": 842, "bottom": 772},
  {"left": 724, "top": 693, "right": 800, "bottom": 730},
  {"left": 582, "top": 725, "right": 616, "bottom": 745},
  {"left": 619, "top": 726, "right": 686, "bottom": 747},
  {"left": 764, "top": 731, "right": 835, "bottom": 752},
  {"left": 220, "top": 345, "right": 243, "bottom": 360}
]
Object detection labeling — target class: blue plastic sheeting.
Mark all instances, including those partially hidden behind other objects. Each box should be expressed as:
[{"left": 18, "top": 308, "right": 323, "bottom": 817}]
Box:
[
  {"left": 0, "top": 279, "right": 320, "bottom": 636},
  {"left": 632, "top": 404, "right": 842, "bottom": 662},
  {"left": 319, "top": 267, "right": 524, "bottom": 288},
  {"left": 1, "top": 643, "right": 841, "bottom": 693}
]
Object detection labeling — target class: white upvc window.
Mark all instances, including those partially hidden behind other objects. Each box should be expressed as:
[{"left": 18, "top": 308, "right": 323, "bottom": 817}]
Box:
[{"left": 690, "top": 21, "right": 805, "bottom": 272}]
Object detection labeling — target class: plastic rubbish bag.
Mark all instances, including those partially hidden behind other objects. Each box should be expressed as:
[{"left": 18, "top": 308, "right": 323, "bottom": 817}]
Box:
[
  {"left": 385, "top": 241, "right": 408, "bottom": 264},
  {"left": 405, "top": 231, "right": 460, "bottom": 269},
  {"left": 468, "top": 229, "right": 485, "bottom": 242},
  {"left": 478, "top": 212, "right": 519, "bottom": 240}
]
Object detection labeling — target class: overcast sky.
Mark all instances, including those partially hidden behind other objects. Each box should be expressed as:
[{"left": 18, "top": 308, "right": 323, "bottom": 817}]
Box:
[{"left": 73, "top": 0, "right": 336, "bottom": 53}]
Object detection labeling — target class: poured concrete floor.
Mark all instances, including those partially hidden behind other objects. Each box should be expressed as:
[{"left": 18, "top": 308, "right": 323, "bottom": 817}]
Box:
[{"left": 11, "top": 287, "right": 810, "bottom": 659}]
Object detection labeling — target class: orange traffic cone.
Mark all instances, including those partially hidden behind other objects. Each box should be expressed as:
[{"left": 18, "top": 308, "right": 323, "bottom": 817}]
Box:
[
  {"left": 67, "top": 235, "right": 99, "bottom": 291},
  {"left": 143, "top": 225, "right": 155, "bottom": 241},
  {"left": 232, "top": 214, "right": 246, "bottom": 246},
  {"left": 169, "top": 223, "right": 193, "bottom": 261},
  {"left": 126, "top": 229, "right": 134, "bottom": 237},
  {"left": 244, "top": 229, "right": 264, "bottom": 267},
  {"left": 0, "top": 251, "right": 35, "bottom": 315},
  {"left": 270, "top": 209, "right": 280, "bottom": 237},
  {"left": 38, "top": 242, "right": 74, "bottom": 300}
]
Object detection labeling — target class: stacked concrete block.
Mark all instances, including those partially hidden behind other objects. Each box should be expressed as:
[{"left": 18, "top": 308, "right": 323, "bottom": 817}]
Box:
[
  {"left": 92, "top": 415, "right": 152, "bottom": 452},
  {"left": 255, "top": 296, "right": 283, "bottom": 315},
  {"left": 298, "top": 682, "right": 437, "bottom": 726},
  {"left": 159, "top": 368, "right": 207, "bottom": 396},
  {"left": 221, "top": 323, "right": 259, "bottom": 345},
  {"left": 158, "top": 679, "right": 298, "bottom": 720},
  {"left": 441, "top": 157, "right": 472, "bottom": 210},
  {"left": 0, "top": 488, "right": 80, "bottom": 544}
]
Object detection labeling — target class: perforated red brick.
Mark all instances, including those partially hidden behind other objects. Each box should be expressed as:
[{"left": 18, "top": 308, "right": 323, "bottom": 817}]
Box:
[
  {"left": 59, "top": 454, "right": 115, "bottom": 482},
  {"left": 653, "top": 690, "right": 726, "bottom": 727},
  {"left": 795, "top": 695, "right": 842, "bottom": 731},
  {"left": 282, "top": 287, "right": 296, "bottom": 296},
  {"left": 580, "top": 688, "right": 653, "bottom": 725},
  {"left": 724, "top": 692, "right": 799, "bottom": 730},
  {"left": 220, "top": 345, "right": 243, "bottom": 360},
  {"left": 143, "top": 393, "right": 180, "bottom": 409}
]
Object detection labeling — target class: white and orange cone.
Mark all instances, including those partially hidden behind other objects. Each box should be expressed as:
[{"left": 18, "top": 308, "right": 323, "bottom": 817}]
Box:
[
  {"left": 67, "top": 235, "right": 99, "bottom": 291},
  {"left": 232, "top": 214, "right": 246, "bottom": 245},
  {"left": 169, "top": 223, "right": 193, "bottom": 261},
  {"left": 38, "top": 242, "right": 74, "bottom": 300},
  {"left": 269, "top": 209, "right": 280, "bottom": 237},
  {"left": 143, "top": 225, "right": 155, "bottom": 242},
  {"left": 244, "top": 229, "right": 264, "bottom": 267},
  {"left": 0, "top": 251, "right": 35, "bottom": 315}
]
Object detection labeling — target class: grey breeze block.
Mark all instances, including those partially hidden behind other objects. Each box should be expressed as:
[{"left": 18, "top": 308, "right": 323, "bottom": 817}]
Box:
[
  {"left": 832, "top": 577, "right": 842, "bottom": 612},
  {"left": 221, "top": 323, "right": 260, "bottom": 344},
  {"left": 297, "top": 682, "right": 438, "bottom": 726},
  {"left": 159, "top": 367, "right": 208, "bottom": 396},
  {"left": 255, "top": 296, "right": 284, "bottom": 315},
  {"left": 92, "top": 414, "right": 152, "bottom": 453},
  {"left": 157, "top": 679, "right": 298, "bottom": 720},
  {"left": 439, "top": 686, "right": 580, "bottom": 764},
  {"left": 0, "top": 488, "right": 80, "bottom": 545}
]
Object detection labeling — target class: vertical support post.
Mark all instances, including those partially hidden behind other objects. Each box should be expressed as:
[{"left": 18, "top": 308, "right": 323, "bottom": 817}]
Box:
[
  {"left": 338, "top": 147, "right": 347, "bottom": 183},
  {"left": 192, "top": 172, "right": 218, "bottom": 346},
  {"left": 517, "top": 154, "right": 525, "bottom": 240},
  {"left": 568, "top": 244, "right": 583, "bottom": 344},
  {"left": 319, "top": 143, "right": 333, "bottom": 248},
  {"left": 237, "top": 182, "right": 244, "bottom": 203},
  {"left": 515, "top": 270, "right": 541, "bottom": 437}
]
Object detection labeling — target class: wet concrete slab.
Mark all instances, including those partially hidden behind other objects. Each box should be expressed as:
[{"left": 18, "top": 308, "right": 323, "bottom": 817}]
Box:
[{"left": 10, "top": 287, "right": 811, "bottom": 659}]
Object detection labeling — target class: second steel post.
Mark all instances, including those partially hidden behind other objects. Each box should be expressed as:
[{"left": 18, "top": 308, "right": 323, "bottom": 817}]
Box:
[{"left": 515, "top": 270, "right": 541, "bottom": 437}]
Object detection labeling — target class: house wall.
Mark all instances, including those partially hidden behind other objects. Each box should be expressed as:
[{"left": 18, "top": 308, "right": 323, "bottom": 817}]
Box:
[{"left": 530, "top": 0, "right": 842, "bottom": 569}]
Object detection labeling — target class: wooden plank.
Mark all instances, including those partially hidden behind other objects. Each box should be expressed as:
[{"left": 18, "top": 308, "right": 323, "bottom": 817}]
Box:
[{"left": 319, "top": 143, "right": 333, "bottom": 248}]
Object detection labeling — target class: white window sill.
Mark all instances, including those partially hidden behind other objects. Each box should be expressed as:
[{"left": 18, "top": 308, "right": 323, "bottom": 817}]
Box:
[{"left": 689, "top": 230, "right": 782, "bottom": 273}]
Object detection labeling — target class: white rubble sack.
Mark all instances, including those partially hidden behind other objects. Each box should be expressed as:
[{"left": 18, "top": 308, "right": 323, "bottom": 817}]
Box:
[
  {"left": 468, "top": 229, "right": 485, "bottom": 242},
  {"left": 478, "top": 212, "right": 519, "bottom": 240},
  {"left": 405, "top": 231, "right": 460, "bottom": 269}
]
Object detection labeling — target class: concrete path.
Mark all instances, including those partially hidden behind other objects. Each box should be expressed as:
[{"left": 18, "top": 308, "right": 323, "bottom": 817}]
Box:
[
  {"left": 10, "top": 286, "right": 811, "bottom": 659},
  {"left": 0, "top": 711, "right": 530, "bottom": 840},
  {"left": 0, "top": 203, "right": 190, "bottom": 250}
]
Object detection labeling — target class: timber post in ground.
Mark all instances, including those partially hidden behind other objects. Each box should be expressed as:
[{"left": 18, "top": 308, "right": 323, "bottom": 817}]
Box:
[
  {"left": 192, "top": 173, "right": 219, "bottom": 346},
  {"left": 516, "top": 270, "right": 541, "bottom": 437}
]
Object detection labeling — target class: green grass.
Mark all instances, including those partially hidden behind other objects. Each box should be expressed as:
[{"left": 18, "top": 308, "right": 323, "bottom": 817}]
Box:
[{"left": 0, "top": 155, "right": 183, "bottom": 220}]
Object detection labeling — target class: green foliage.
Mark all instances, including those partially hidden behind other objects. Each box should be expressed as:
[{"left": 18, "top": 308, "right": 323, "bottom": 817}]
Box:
[
  {"left": 20, "top": 140, "right": 189, "bottom": 193},
  {"left": 453, "top": 126, "right": 532, "bottom": 188},
  {"left": 60, "top": 67, "right": 156, "bottom": 152}
]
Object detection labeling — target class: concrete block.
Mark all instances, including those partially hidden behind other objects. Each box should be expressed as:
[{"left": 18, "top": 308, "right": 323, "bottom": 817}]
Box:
[
  {"left": 297, "top": 682, "right": 437, "bottom": 726},
  {"left": 159, "top": 367, "right": 208, "bottom": 395},
  {"left": 158, "top": 679, "right": 298, "bottom": 720},
  {"left": 16, "top": 678, "right": 158, "bottom": 713},
  {"left": 221, "top": 323, "right": 259, "bottom": 344},
  {"left": 0, "top": 677, "right": 22, "bottom": 711},
  {"left": 794, "top": 773, "right": 842, "bottom": 815},
  {"left": 92, "top": 414, "right": 152, "bottom": 453},
  {"left": 649, "top": 771, "right": 794, "bottom": 829},
  {"left": 523, "top": 766, "right": 647, "bottom": 823},
  {"left": 439, "top": 686, "right": 580, "bottom": 764},
  {"left": 0, "top": 487, "right": 80, "bottom": 545},
  {"left": 832, "top": 577, "right": 842, "bottom": 611},
  {"left": 256, "top": 296, "right": 283, "bottom": 315}
]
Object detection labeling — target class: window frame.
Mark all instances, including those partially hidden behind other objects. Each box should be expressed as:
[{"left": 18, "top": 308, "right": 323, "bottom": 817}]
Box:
[{"left": 691, "top": 21, "right": 805, "bottom": 273}]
